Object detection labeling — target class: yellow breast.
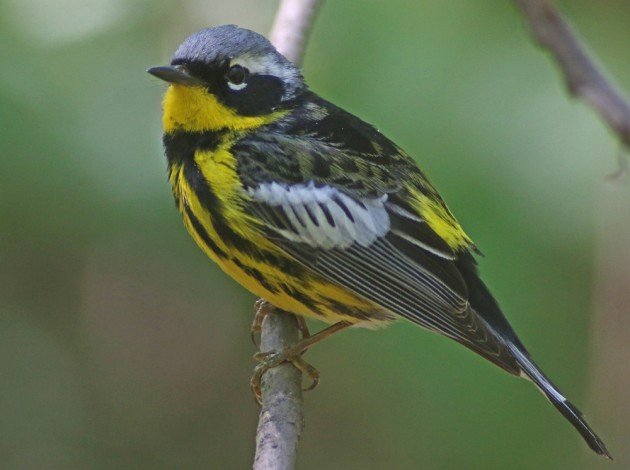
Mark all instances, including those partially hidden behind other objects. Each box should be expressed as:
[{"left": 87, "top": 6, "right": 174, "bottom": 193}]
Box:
[
  {"left": 162, "top": 84, "right": 386, "bottom": 325},
  {"left": 169, "top": 142, "right": 376, "bottom": 325}
]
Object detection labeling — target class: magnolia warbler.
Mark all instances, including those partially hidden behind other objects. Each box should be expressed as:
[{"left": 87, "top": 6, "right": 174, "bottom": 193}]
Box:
[{"left": 148, "top": 25, "right": 609, "bottom": 458}]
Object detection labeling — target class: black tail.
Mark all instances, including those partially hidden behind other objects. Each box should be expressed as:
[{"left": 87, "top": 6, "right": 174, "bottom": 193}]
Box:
[
  {"left": 456, "top": 252, "right": 611, "bottom": 458},
  {"left": 508, "top": 344, "right": 612, "bottom": 459}
]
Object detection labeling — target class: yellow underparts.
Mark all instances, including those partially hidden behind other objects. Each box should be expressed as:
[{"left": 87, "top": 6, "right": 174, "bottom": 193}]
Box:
[
  {"left": 163, "top": 83, "right": 390, "bottom": 324},
  {"left": 168, "top": 143, "right": 380, "bottom": 325}
]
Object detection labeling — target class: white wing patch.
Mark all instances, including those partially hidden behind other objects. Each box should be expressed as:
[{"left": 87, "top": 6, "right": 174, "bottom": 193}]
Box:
[{"left": 249, "top": 182, "right": 390, "bottom": 249}]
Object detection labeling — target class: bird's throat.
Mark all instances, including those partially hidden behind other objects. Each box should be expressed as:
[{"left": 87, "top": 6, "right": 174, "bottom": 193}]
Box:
[{"left": 162, "top": 85, "right": 283, "bottom": 133}]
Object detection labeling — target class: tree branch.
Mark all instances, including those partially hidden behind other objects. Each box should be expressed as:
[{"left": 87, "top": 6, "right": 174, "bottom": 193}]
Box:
[
  {"left": 253, "top": 312, "right": 304, "bottom": 470},
  {"left": 515, "top": 0, "right": 630, "bottom": 153},
  {"left": 516, "top": 0, "right": 630, "bottom": 458},
  {"left": 253, "top": 2, "right": 324, "bottom": 469},
  {"left": 269, "top": 0, "right": 324, "bottom": 67}
]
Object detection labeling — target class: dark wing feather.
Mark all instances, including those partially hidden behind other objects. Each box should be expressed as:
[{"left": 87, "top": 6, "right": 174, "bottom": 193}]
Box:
[
  {"left": 230, "top": 95, "right": 614, "bottom": 455},
  {"left": 276, "top": 229, "right": 519, "bottom": 374},
  {"left": 244, "top": 182, "right": 519, "bottom": 374},
  {"left": 236, "top": 95, "right": 520, "bottom": 374}
]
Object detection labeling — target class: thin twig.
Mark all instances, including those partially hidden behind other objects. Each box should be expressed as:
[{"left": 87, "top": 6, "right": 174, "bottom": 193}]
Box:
[
  {"left": 269, "top": 0, "right": 324, "bottom": 67},
  {"left": 515, "top": 0, "right": 630, "bottom": 156},
  {"left": 253, "top": 2, "right": 325, "bottom": 469},
  {"left": 516, "top": 0, "right": 630, "bottom": 459},
  {"left": 253, "top": 312, "right": 304, "bottom": 470}
]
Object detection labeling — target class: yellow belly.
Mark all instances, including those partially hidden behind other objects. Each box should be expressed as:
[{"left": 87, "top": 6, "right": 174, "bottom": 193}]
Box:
[{"left": 170, "top": 151, "right": 388, "bottom": 326}]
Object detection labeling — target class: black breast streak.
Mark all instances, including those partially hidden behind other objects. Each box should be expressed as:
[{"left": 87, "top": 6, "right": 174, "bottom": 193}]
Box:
[
  {"left": 164, "top": 130, "right": 223, "bottom": 167},
  {"left": 278, "top": 282, "right": 323, "bottom": 316},
  {"left": 181, "top": 157, "right": 251, "bottom": 254},
  {"left": 179, "top": 152, "right": 307, "bottom": 280},
  {"left": 232, "top": 257, "right": 279, "bottom": 294},
  {"left": 164, "top": 129, "right": 243, "bottom": 255},
  {"left": 184, "top": 204, "right": 228, "bottom": 259},
  {"left": 325, "top": 299, "right": 370, "bottom": 321}
]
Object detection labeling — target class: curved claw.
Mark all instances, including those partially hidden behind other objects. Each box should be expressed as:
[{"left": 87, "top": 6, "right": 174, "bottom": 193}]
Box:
[
  {"left": 250, "top": 348, "right": 320, "bottom": 405},
  {"left": 250, "top": 363, "right": 267, "bottom": 405},
  {"left": 249, "top": 319, "right": 350, "bottom": 405},
  {"left": 250, "top": 350, "right": 286, "bottom": 404},
  {"left": 293, "top": 356, "right": 320, "bottom": 391}
]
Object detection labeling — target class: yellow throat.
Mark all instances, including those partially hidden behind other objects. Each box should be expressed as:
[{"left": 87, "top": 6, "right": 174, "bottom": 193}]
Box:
[{"left": 162, "top": 85, "right": 283, "bottom": 133}]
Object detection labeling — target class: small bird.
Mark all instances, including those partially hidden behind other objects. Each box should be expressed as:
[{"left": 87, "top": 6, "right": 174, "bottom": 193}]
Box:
[{"left": 148, "top": 25, "right": 610, "bottom": 457}]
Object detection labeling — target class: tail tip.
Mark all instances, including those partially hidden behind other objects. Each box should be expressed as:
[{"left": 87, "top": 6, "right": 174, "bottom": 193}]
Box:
[
  {"left": 593, "top": 440, "right": 613, "bottom": 460},
  {"left": 563, "top": 400, "right": 612, "bottom": 460}
]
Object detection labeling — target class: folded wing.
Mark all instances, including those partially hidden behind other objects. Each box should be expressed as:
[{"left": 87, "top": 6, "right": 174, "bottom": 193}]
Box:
[{"left": 246, "top": 181, "right": 520, "bottom": 374}]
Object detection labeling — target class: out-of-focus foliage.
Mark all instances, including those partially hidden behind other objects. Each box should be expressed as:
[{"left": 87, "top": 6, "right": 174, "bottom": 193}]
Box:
[{"left": 1, "top": 0, "right": 628, "bottom": 468}]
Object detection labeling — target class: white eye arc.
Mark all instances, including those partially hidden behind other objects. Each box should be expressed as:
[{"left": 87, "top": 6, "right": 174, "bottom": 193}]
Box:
[
  {"left": 227, "top": 81, "right": 248, "bottom": 91},
  {"left": 226, "top": 64, "right": 249, "bottom": 91}
]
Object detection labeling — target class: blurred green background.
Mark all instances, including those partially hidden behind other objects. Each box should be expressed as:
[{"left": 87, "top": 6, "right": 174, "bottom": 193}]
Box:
[{"left": 1, "top": 0, "right": 629, "bottom": 468}]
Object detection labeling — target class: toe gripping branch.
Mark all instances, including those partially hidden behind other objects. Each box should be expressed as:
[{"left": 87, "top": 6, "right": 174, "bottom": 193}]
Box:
[{"left": 250, "top": 299, "right": 351, "bottom": 404}]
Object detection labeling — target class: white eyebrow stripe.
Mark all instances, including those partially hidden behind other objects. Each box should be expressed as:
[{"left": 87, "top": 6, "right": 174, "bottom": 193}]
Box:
[
  {"left": 231, "top": 53, "right": 285, "bottom": 77},
  {"left": 229, "top": 52, "right": 302, "bottom": 99}
]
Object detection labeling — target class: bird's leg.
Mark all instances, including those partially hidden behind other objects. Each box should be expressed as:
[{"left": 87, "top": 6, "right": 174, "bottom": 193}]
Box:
[
  {"left": 250, "top": 299, "right": 276, "bottom": 347},
  {"left": 251, "top": 320, "right": 352, "bottom": 404},
  {"left": 252, "top": 299, "right": 312, "bottom": 346},
  {"left": 295, "top": 314, "right": 311, "bottom": 340}
]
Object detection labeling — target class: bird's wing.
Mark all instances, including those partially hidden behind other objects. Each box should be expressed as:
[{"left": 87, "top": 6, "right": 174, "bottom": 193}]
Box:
[
  {"left": 234, "top": 122, "right": 519, "bottom": 373},
  {"left": 235, "top": 94, "right": 477, "bottom": 253}
]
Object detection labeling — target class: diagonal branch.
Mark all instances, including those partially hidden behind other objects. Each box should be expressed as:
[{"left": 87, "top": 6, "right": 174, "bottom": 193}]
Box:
[
  {"left": 515, "top": 0, "right": 630, "bottom": 153},
  {"left": 516, "top": 0, "right": 629, "bottom": 459},
  {"left": 269, "top": 0, "right": 324, "bottom": 67},
  {"left": 253, "top": 2, "right": 325, "bottom": 469}
]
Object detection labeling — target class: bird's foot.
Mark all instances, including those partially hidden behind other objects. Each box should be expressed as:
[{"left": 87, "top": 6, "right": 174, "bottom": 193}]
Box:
[
  {"left": 250, "top": 347, "right": 320, "bottom": 405},
  {"left": 250, "top": 312, "right": 351, "bottom": 405}
]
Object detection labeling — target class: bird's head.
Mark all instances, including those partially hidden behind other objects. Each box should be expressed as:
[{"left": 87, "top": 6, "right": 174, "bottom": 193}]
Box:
[{"left": 148, "top": 25, "right": 306, "bottom": 133}]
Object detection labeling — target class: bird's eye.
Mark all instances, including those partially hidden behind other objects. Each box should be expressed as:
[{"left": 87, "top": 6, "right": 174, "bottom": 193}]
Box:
[{"left": 226, "top": 64, "right": 249, "bottom": 90}]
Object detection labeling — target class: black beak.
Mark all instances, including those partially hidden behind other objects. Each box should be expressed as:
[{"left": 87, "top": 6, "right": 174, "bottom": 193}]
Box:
[{"left": 147, "top": 65, "right": 205, "bottom": 87}]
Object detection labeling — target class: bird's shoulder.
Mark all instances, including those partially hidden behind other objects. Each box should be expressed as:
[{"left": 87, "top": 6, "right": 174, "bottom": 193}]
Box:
[
  {"left": 232, "top": 91, "right": 474, "bottom": 253},
  {"left": 233, "top": 91, "right": 420, "bottom": 196}
]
